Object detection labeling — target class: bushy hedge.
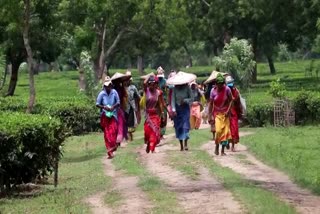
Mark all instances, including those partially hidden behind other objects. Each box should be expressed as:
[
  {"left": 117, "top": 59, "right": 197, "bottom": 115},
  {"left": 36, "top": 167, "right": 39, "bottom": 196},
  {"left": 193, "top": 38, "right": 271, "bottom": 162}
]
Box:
[
  {"left": 245, "top": 91, "right": 320, "bottom": 127},
  {"left": 0, "top": 97, "right": 100, "bottom": 135},
  {"left": 40, "top": 101, "right": 99, "bottom": 135},
  {"left": 0, "top": 112, "right": 66, "bottom": 192},
  {"left": 293, "top": 91, "right": 320, "bottom": 125},
  {"left": 245, "top": 103, "right": 274, "bottom": 127}
]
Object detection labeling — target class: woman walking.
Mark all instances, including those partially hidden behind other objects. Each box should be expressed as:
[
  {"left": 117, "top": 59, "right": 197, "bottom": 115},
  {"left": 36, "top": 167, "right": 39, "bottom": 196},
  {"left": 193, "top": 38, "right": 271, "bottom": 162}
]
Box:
[
  {"left": 171, "top": 82, "right": 194, "bottom": 151},
  {"left": 124, "top": 71, "right": 141, "bottom": 141},
  {"left": 96, "top": 77, "right": 120, "bottom": 159},
  {"left": 208, "top": 73, "right": 233, "bottom": 155},
  {"left": 226, "top": 76, "right": 243, "bottom": 152},
  {"left": 140, "top": 75, "right": 166, "bottom": 153},
  {"left": 190, "top": 82, "right": 205, "bottom": 130},
  {"left": 111, "top": 72, "right": 130, "bottom": 146}
]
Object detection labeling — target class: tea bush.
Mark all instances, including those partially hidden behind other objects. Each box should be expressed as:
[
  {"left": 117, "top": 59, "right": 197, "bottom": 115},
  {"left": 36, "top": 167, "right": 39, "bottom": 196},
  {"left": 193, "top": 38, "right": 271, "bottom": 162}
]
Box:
[{"left": 0, "top": 112, "right": 66, "bottom": 192}]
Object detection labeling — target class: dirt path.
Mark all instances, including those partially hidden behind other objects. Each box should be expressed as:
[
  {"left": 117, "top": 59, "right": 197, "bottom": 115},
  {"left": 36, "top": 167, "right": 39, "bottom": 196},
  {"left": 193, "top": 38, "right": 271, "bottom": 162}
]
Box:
[
  {"left": 85, "top": 156, "right": 153, "bottom": 214},
  {"left": 202, "top": 132, "right": 320, "bottom": 214},
  {"left": 139, "top": 136, "right": 244, "bottom": 214}
]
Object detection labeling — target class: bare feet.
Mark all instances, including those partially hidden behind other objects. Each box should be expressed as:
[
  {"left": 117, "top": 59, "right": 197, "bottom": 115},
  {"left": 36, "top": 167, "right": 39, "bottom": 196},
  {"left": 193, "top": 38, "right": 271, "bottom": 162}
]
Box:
[
  {"left": 146, "top": 144, "right": 150, "bottom": 153},
  {"left": 221, "top": 152, "right": 227, "bottom": 156}
]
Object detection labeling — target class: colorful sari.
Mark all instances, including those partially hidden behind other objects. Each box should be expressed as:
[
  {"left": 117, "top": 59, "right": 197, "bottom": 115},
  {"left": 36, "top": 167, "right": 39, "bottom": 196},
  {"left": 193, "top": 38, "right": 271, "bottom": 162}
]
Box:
[
  {"left": 143, "top": 89, "right": 161, "bottom": 152},
  {"left": 229, "top": 87, "right": 241, "bottom": 143},
  {"left": 116, "top": 108, "right": 127, "bottom": 144},
  {"left": 190, "top": 102, "right": 201, "bottom": 129},
  {"left": 114, "top": 84, "right": 128, "bottom": 143},
  {"left": 100, "top": 113, "right": 118, "bottom": 154},
  {"left": 210, "top": 85, "right": 232, "bottom": 145}
]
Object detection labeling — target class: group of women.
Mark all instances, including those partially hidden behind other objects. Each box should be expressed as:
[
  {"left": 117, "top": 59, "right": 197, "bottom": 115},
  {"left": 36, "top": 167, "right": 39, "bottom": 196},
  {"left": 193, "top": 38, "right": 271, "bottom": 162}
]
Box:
[{"left": 96, "top": 68, "right": 243, "bottom": 158}]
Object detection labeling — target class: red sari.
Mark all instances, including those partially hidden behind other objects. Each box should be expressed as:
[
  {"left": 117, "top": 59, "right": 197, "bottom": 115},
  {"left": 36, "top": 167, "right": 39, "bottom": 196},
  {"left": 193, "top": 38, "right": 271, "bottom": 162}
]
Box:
[
  {"left": 144, "top": 89, "right": 161, "bottom": 152},
  {"left": 229, "top": 87, "right": 241, "bottom": 143},
  {"left": 100, "top": 113, "right": 118, "bottom": 154}
]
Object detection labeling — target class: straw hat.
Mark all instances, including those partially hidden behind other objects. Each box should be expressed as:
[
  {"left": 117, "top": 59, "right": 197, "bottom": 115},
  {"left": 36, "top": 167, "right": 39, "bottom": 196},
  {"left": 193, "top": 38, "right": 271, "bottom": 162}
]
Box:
[
  {"left": 166, "top": 71, "right": 197, "bottom": 85},
  {"left": 125, "top": 70, "right": 133, "bottom": 81},
  {"left": 104, "top": 76, "right": 112, "bottom": 87},
  {"left": 204, "top": 70, "right": 228, "bottom": 84},
  {"left": 111, "top": 72, "right": 131, "bottom": 82},
  {"left": 157, "top": 66, "right": 165, "bottom": 78}
]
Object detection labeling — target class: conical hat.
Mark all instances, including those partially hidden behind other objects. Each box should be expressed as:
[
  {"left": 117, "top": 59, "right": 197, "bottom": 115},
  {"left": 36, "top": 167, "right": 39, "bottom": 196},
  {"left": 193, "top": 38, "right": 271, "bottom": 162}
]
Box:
[
  {"left": 111, "top": 72, "right": 131, "bottom": 81},
  {"left": 166, "top": 71, "right": 197, "bottom": 85},
  {"left": 204, "top": 70, "right": 228, "bottom": 84}
]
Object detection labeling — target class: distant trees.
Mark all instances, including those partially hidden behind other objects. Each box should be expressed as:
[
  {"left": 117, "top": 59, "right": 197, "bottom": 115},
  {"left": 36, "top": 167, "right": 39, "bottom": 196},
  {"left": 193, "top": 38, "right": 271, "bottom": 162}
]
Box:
[{"left": 1, "top": 0, "right": 320, "bottom": 95}]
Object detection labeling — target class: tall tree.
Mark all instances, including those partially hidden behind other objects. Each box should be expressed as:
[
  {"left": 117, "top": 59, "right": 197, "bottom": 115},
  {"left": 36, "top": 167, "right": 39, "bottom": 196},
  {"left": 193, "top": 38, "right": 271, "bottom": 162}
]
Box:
[{"left": 0, "top": 0, "right": 63, "bottom": 96}]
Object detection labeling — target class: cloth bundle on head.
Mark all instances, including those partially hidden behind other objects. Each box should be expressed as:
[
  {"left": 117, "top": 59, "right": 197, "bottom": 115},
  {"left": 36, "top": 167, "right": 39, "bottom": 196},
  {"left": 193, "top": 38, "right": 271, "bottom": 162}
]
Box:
[
  {"left": 104, "top": 76, "right": 112, "bottom": 87},
  {"left": 157, "top": 66, "right": 165, "bottom": 78},
  {"left": 204, "top": 70, "right": 228, "bottom": 84},
  {"left": 216, "top": 73, "right": 225, "bottom": 84},
  {"left": 225, "top": 76, "right": 234, "bottom": 87}
]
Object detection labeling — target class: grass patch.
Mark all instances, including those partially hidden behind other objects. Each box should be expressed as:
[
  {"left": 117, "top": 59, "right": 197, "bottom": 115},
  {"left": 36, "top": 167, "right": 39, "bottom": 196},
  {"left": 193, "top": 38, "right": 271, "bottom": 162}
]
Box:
[
  {"left": 168, "top": 128, "right": 297, "bottom": 214},
  {"left": 241, "top": 126, "right": 320, "bottom": 195},
  {"left": 111, "top": 131, "right": 184, "bottom": 214},
  {"left": 167, "top": 151, "right": 200, "bottom": 180},
  {"left": 0, "top": 133, "right": 112, "bottom": 214},
  {"left": 104, "top": 190, "right": 123, "bottom": 208}
]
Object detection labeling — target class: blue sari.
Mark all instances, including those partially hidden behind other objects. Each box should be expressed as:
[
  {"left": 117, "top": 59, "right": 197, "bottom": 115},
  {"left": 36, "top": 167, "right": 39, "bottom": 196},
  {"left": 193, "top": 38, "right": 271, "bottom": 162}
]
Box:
[{"left": 173, "top": 103, "right": 190, "bottom": 140}]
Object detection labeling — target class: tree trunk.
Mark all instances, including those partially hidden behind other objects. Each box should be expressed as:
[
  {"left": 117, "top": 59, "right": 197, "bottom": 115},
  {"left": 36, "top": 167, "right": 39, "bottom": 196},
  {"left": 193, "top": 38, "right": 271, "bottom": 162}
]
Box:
[
  {"left": 137, "top": 55, "right": 144, "bottom": 74},
  {"left": 267, "top": 54, "right": 276, "bottom": 75},
  {"left": 93, "top": 22, "right": 106, "bottom": 80},
  {"left": 183, "top": 44, "right": 192, "bottom": 67},
  {"left": 0, "top": 63, "right": 8, "bottom": 90},
  {"left": 251, "top": 35, "right": 258, "bottom": 83},
  {"left": 23, "top": 0, "right": 36, "bottom": 113},
  {"left": 6, "top": 60, "right": 22, "bottom": 96}
]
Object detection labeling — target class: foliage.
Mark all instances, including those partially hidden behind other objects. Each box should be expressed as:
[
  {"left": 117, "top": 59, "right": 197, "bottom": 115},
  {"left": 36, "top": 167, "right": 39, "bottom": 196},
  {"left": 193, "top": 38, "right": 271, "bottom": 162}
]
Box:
[
  {"left": 277, "top": 43, "right": 291, "bottom": 62},
  {"left": 245, "top": 103, "right": 274, "bottom": 127},
  {"left": 213, "top": 38, "right": 256, "bottom": 89},
  {"left": 0, "top": 96, "right": 100, "bottom": 135},
  {"left": 268, "top": 78, "right": 287, "bottom": 99},
  {"left": 0, "top": 112, "right": 66, "bottom": 192},
  {"left": 80, "top": 51, "right": 99, "bottom": 99},
  {"left": 0, "top": 133, "right": 112, "bottom": 213}
]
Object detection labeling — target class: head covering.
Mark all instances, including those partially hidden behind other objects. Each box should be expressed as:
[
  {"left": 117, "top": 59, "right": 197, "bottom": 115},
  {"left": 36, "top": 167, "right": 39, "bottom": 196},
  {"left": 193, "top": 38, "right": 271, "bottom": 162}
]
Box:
[
  {"left": 141, "top": 72, "right": 155, "bottom": 80},
  {"left": 111, "top": 72, "right": 131, "bottom": 81},
  {"left": 204, "top": 70, "right": 228, "bottom": 84},
  {"left": 157, "top": 66, "right": 165, "bottom": 78},
  {"left": 104, "top": 76, "right": 112, "bottom": 87},
  {"left": 166, "top": 71, "right": 197, "bottom": 85},
  {"left": 216, "top": 73, "right": 225, "bottom": 84},
  {"left": 225, "top": 75, "right": 234, "bottom": 87},
  {"left": 189, "top": 81, "right": 197, "bottom": 86},
  {"left": 147, "top": 75, "right": 158, "bottom": 83}
]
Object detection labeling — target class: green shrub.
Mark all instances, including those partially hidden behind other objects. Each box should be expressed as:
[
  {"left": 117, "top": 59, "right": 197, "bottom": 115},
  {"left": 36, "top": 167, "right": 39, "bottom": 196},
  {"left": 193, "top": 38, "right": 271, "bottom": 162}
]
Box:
[
  {"left": 0, "top": 112, "right": 66, "bottom": 192},
  {"left": 268, "top": 78, "right": 287, "bottom": 99},
  {"left": 245, "top": 103, "right": 274, "bottom": 127},
  {"left": 0, "top": 97, "right": 100, "bottom": 135},
  {"left": 293, "top": 91, "right": 320, "bottom": 125},
  {"left": 40, "top": 100, "right": 100, "bottom": 135}
]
